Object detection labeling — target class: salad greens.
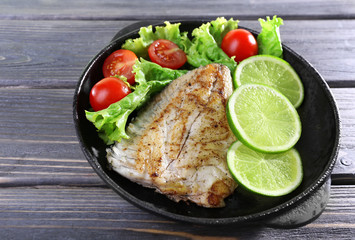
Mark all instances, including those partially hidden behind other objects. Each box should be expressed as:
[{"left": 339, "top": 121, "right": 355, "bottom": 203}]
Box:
[
  {"left": 257, "top": 16, "right": 284, "bottom": 58},
  {"left": 185, "top": 18, "right": 238, "bottom": 73},
  {"left": 134, "top": 58, "right": 188, "bottom": 85},
  {"left": 209, "top": 18, "right": 239, "bottom": 46},
  {"left": 122, "top": 21, "right": 190, "bottom": 59},
  {"left": 85, "top": 59, "right": 187, "bottom": 144},
  {"left": 86, "top": 16, "right": 285, "bottom": 144},
  {"left": 122, "top": 17, "right": 239, "bottom": 73}
]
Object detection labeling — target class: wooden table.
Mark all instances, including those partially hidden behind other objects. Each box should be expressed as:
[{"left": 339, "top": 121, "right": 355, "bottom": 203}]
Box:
[{"left": 1, "top": 1, "right": 354, "bottom": 239}]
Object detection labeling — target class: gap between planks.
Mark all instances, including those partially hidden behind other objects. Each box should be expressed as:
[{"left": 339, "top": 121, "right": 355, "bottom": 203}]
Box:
[{"left": 2, "top": 14, "right": 355, "bottom": 21}]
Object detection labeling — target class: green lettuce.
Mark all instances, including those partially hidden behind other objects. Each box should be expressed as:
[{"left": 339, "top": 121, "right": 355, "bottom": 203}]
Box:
[
  {"left": 122, "top": 18, "right": 238, "bottom": 72},
  {"left": 209, "top": 17, "right": 239, "bottom": 46},
  {"left": 134, "top": 58, "right": 188, "bottom": 84},
  {"left": 185, "top": 17, "right": 238, "bottom": 72},
  {"left": 122, "top": 22, "right": 191, "bottom": 59},
  {"left": 257, "top": 16, "right": 284, "bottom": 58},
  {"left": 85, "top": 59, "right": 187, "bottom": 144}
]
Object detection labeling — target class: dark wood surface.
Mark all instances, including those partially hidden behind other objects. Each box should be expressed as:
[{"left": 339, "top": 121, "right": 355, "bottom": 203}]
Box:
[
  {"left": 1, "top": 0, "right": 355, "bottom": 20},
  {"left": 0, "top": 0, "right": 354, "bottom": 239}
]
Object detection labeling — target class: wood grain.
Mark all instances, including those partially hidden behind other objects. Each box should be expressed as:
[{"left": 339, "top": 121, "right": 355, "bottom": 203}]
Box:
[
  {"left": 0, "top": 0, "right": 354, "bottom": 239},
  {"left": 0, "top": 20, "right": 355, "bottom": 88},
  {"left": 0, "top": 88, "right": 103, "bottom": 186},
  {"left": 0, "top": 0, "right": 355, "bottom": 20},
  {"left": 0, "top": 88, "right": 353, "bottom": 186},
  {"left": 0, "top": 185, "right": 353, "bottom": 239}
]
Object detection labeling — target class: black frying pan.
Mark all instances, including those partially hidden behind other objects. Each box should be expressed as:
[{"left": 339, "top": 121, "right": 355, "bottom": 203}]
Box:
[{"left": 73, "top": 20, "right": 340, "bottom": 227}]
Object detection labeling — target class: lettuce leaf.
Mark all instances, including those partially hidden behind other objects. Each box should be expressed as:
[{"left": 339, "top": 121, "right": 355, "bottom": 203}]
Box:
[
  {"left": 134, "top": 58, "right": 188, "bottom": 85},
  {"left": 122, "top": 18, "right": 238, "bottom": 72},
  {"left": 209, "top": 17, "right": 239, "bottom": 46},
  {"left": 185, "top": 17, "right": 238, "bottom": 72},
  {"left": 122, "top": 22, "right": 191, "bottom": 59},
  {"left": 257, "top": 16, "right": 284, "bottom": 58},
  {"left": 85, "top": 82, "right": 153, "bottom": 144},
  {"left": 85, "top": 59, "right": 187, "bottom": 144}
]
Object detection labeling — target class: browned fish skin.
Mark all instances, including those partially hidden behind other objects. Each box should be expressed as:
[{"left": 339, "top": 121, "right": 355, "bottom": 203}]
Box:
[{"left": 107, "top": 64, "right": 237, "bottom": 208}]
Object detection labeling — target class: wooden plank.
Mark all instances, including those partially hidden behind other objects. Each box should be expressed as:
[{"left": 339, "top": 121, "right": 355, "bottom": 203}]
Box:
[
  {"left": 0, "top": 20, "right": 132, "bottom": 88},
  {"left": 332, "top": 88, "right": 355, "bottom": 183},
  {"left": 0, "top": 185, "right": 353, "bottom": 239},
  {"left": 0, "top": 88, "right": 353, "bottom": 186},
  {"left": 0, "top": 20, "right": 355, "bottom": 88},
  {"left": 0, "top": 0, "right": 355, "bottom": 20},
  {"left": 0, "top": 89, "right": 104, "bottom": 187}
]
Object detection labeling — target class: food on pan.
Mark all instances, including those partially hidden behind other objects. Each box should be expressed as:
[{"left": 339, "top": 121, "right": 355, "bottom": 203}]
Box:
[{"left": 85, "top": 16, "right": 304, "bottom": 206}]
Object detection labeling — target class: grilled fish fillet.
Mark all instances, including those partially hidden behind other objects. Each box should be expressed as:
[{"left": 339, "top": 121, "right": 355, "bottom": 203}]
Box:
[{"left": 107, "top": 63, "right": 237, "bottom": 208}]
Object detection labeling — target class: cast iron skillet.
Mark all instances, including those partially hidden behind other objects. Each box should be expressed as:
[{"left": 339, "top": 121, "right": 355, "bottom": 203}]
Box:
[{"left": 73, "top": 20, "right": 340, "bottom": 225}]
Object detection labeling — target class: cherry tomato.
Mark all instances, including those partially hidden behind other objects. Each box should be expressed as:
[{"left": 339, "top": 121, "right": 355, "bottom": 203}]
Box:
[
  {"left": 221, "top": 29, "right": 258, "bottom": 62},
  {"left": 102, "top": 49, "right": 138, "bottom": 85},
  {"left": 148, "top": 39, "right": 187, "bottom": 69},
  {"left": 89, "top": 77, "right": 131, "bottom": 111}
]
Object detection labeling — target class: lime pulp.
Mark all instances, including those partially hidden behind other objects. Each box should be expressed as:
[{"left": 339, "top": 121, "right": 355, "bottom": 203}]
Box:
[{"left": 227, "top": 141, "right": 303, "bottom": 197}]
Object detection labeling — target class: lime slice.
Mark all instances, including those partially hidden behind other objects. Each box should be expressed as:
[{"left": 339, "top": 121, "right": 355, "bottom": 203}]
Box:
[
  {"left": 226, "top": 84, "right": 301, "bottom": 153},
  {"left": 234, "top": 55, "right": 304, "bottom": 108},
  {"left": 227, "top": 141, "right": 303, "bottom": 197}
]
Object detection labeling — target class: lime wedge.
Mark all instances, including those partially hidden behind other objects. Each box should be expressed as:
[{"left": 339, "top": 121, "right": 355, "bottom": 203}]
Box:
[
  {"left": 226, "top": 84, "right": 301, "bottom": 153},
  {"left": 227, "top": 141, "right": 303, "bottom": 197},
  {"left": 234, "top": 55, "right": 304, "bottom": 108}
]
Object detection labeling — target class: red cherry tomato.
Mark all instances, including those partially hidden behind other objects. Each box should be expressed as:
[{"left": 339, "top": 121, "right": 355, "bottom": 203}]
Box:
[
  {"left": 221, "top": 29, "right": 258, "bottom": 62},
  {"left": 102, "top": 49, "right": 138, "bottom": 85},
  {"left": 89, "top": 77, "right": 131, "bottom": 111},
  {"left": 148, "top": 39, "right": 187, "bottom": 69}
]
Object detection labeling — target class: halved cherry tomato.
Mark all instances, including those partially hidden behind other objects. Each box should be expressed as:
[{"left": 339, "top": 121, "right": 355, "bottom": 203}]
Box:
[
  {"left": 221, "top": 29, "right": 258, "bottom": 62},
  {"left": 89, "top": 77, "right": 131, "bottom": 111},
  {"left": 148, "top": 39, "right": 187, "bottom": 69},
  {"left": 102, "top": 49, "right": 138, "bottom": 85}
]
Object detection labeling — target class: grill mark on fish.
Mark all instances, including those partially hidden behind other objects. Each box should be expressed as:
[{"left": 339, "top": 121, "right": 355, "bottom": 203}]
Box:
[{"left": 175, "top": 66, "right": 220, "bottom": 161}]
